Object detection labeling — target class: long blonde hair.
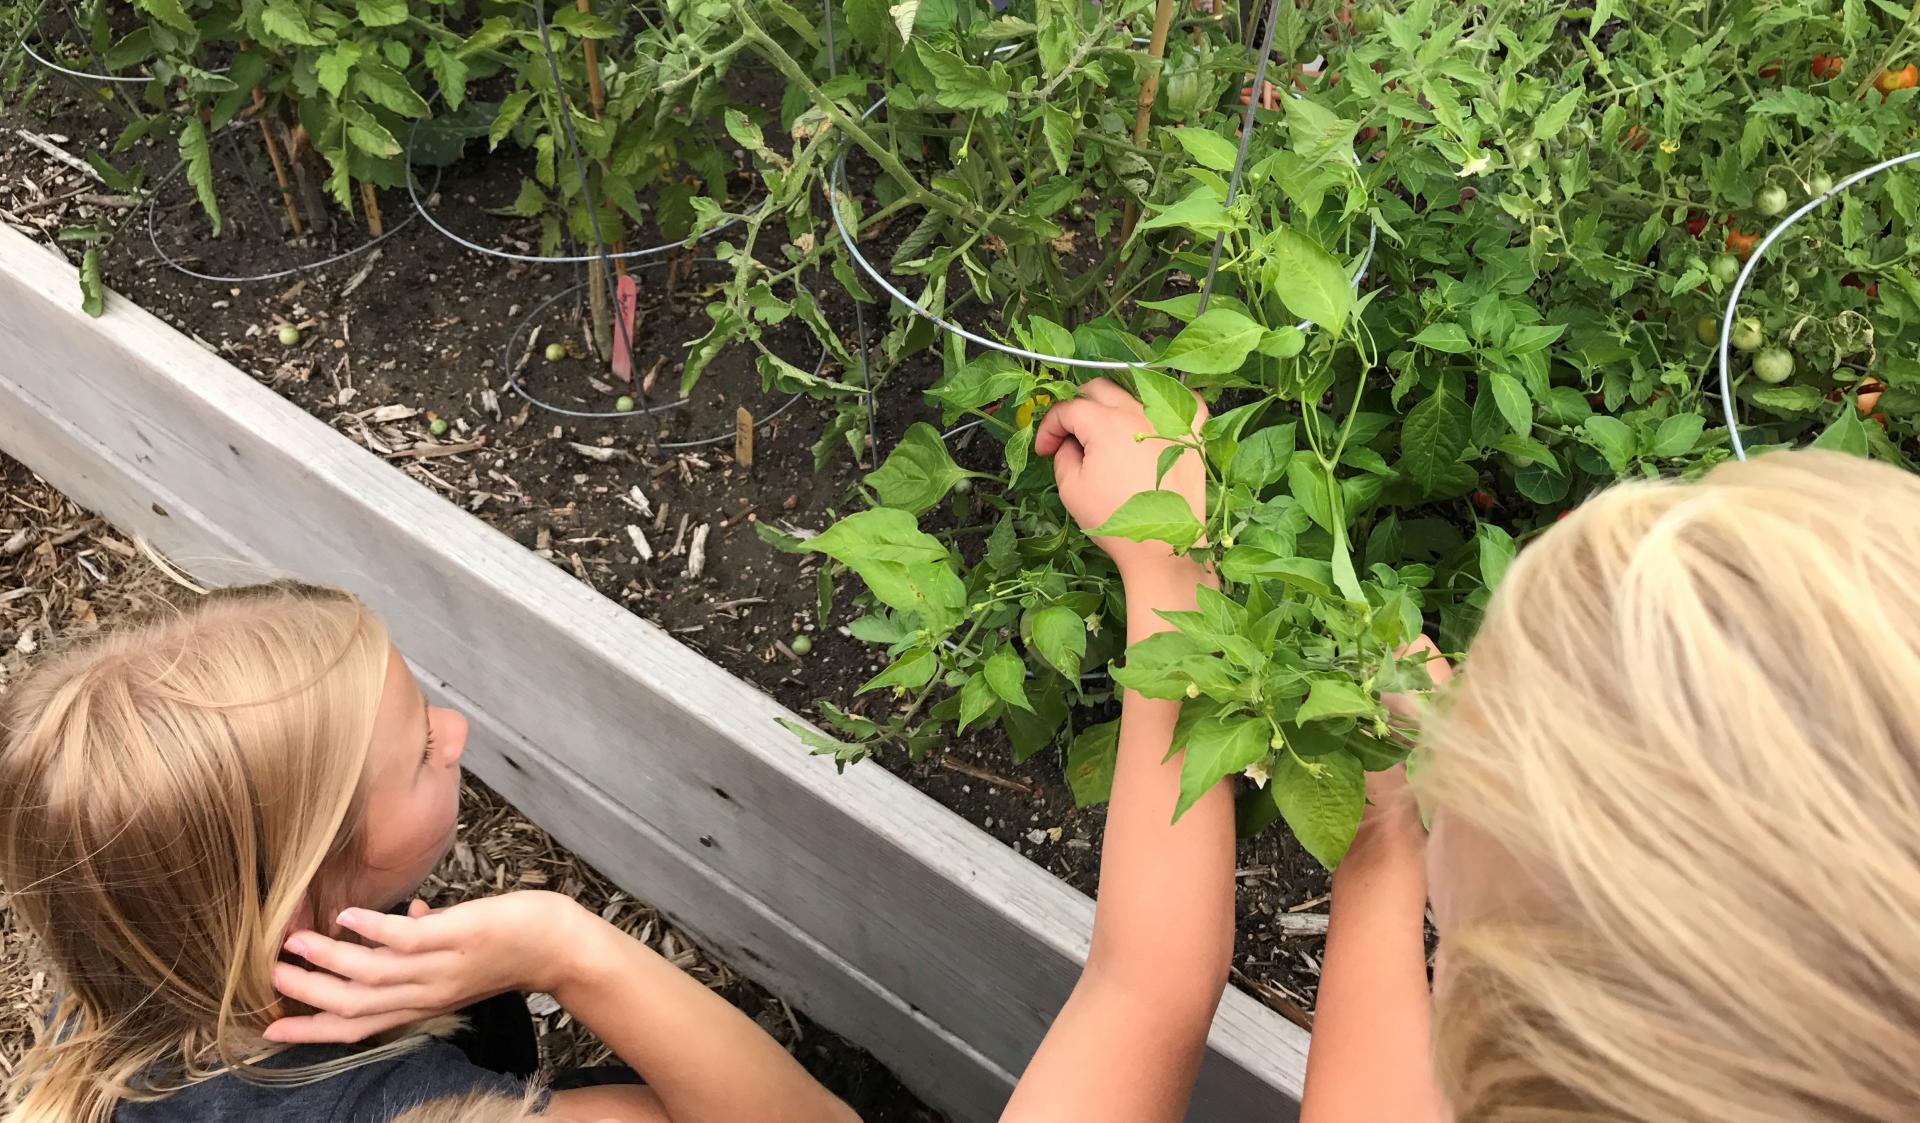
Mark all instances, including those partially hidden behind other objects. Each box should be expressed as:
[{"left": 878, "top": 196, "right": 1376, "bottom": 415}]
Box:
[
  {"left": 1419, "top": 449, "right": 1920, "bottom": 1122},
  {"left": 388, "top": 1084, "right": 545, "bottom": 1123},
  {"left": 0, "top": 581, "right": 397, "bottom": 1122}
]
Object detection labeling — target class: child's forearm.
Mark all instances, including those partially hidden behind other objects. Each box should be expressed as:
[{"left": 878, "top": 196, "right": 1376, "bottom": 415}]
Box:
[
  {"left": 554, "top": 913, "right": 856, "bottom": 1123},
  {"left": 1299, "top": 802, "right": 1444, "bottom": 1123},
  {"left": 1003, "top": 558, "right": 1234, "bottom": 1123}
]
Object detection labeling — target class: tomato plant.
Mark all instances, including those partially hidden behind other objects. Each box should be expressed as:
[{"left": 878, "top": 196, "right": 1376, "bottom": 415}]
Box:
[{"left": 772, "top": 0, "right": 1920, "bottom": 864}]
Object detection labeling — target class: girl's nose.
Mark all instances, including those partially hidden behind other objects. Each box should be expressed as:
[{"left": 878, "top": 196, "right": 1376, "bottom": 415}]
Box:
[{"left": 431, "top": 706, "right": 469, "bottom": 767}]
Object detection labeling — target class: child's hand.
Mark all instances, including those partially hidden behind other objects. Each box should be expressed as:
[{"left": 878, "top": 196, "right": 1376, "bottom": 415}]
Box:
[
  {"left": 1035, "top": 377, "right": 1208, "bottom": 581},
  {"left": 264, "top": 890, "right": 595, "bottom": 1045}
]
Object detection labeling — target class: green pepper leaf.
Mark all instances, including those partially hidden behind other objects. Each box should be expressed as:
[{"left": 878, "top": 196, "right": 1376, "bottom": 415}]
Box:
[{"left": 1087, "top": 490, "right": 1205, "bottom": 549}]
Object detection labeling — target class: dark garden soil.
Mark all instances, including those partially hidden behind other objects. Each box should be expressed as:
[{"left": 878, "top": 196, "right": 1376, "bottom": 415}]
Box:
[{"left": 0, "top": 49, "right": 1333, "bottom": 1099}]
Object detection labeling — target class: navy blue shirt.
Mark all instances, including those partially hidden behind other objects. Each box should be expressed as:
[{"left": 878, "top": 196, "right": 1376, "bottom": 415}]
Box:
[{"left": 113, "top": 1039, "right": 544, "bottom": 1123}]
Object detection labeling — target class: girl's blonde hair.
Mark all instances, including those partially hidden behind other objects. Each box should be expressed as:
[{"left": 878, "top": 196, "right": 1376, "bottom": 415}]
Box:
[
  {"left": 0, "top": 581, "right": 398, "bottom": 1122},
  {"left": 1420, "top": 449, "right": 1920, "bottom": 1122},
  {"left": 388, "top": 1084, "right": 545, "bottom": 1123}
]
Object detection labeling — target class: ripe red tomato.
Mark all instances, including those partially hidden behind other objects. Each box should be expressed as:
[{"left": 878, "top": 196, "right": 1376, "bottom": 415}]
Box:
[
  {"left": 1725, "top": 227, "right": 1761, "bottom": 259},
  {"left": 1875, "top": 64, "right": 1918, "bottom": 93},
  {"left": 1842, "top": 274, "right": 1881, "bottom": 298},
  {"left": 1471, "top": 490, "right": 1496, "bottom": 515},
  {"left": 1686, "top": 210, "right": 1710, "bottom": 239},
  {"left": 1621, "top": 124, "right": 1649, "bottom": 150},
  {"left": 1812, "top": 54, "right": 1845, "bottom": 80},
  {"left": 1759, "top": 59, "right": 1783, "bottom": 78}
]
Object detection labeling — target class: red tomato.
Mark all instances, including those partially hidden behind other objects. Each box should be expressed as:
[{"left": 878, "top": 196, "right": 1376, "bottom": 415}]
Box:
[
  {"left": 1556, "top": 510, "right": 1572, "bottom": 522},
  {"left": 1875, "top": 63, "right": 1918, "bottom": 93},
  {"left": 1759, "top": 59, "right": 1783, "bottom": 78},
  {"left": 1812, "top": 54, "right": 1845, "bottom": 80},
  {"left": 1725, "top": 227, "right": 1761, "bottom": 259},
  {"left": 1622, "top": 124, "right": 1649, "bottom": 150},
  {"left": 1842, "top": 274, "right": 1881, "bottom": 298},
  {"left": 1686, "top": 210, "right": 1710, "bottom": 239},
  {"left": 1471, "top": 490, "right": 1496, "bottom": 515}
]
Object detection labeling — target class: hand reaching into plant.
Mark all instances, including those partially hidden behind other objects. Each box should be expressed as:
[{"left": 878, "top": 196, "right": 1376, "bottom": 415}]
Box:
[{"left": 1036, "top": 376, "right": 1208, "bottom": 583}]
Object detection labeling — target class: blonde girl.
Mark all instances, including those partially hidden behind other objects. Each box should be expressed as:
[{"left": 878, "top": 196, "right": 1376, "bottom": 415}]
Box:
[
  {"left": 1301, "top": 447, "right": 1920, "bottom": 1121},
  {"left": 0, "top": 581, "right": 855, "bottom": 1123}
]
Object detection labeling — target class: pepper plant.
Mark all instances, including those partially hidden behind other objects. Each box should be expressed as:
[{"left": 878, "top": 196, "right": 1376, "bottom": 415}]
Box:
[{"left": 781, "top": 0, "right": 1920, "bottom": 867}]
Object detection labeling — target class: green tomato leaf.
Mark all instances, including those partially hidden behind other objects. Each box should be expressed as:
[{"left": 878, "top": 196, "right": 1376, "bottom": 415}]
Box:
[
  {"left": 1295, "top": 676, "right": 1374, "bottom": 723},
  {"left": 356, "top": 0, "right": 408, "bottom": 27},
  {"left": 956, "top": 672, "right": 999, "bottom": 732},
  {"left": 1174, "top": 716, "right": 1270, "bottom": 820},
  {"left": 1262, "top": 225, "right": 1351, "bottom": 332},
  {"left": 352, "top": 61, "right": 430, "bottom": 119},
  {"left": 1477, "top": 523, "right": 1516, "bottom": 591},
  {"left": 1067, "top": 719, "right": 1120, "bottom": 806},
  {"left": 317, "top": 43, "right": 360, "bottom": 100},
  {"left": 1487, "top": 370, "right": 1532, "bottom": 436},
  {"left": 1648, "top": 413, "right": 1705, "bottom": 459},
  {"left": 178, "top": 118, "right": 221, "bottom": 238},
  {"left": 1161, "top": 307, "right": 1263, "bottom": 375},
  {"left": 1399, "top": 382, "right": 1469, "bottom": 491},
  {"left": 1030, "top": 605, "right": 1088, "bottom": 680},
  {"left": 1812, "top": 406, "right": 1870, "bottom": 456},
  {"left": 1133, "top": 367, "right": 1198, "bottom": 439},
  {"left": 1169, "top": 126, "right": 1239, "bottom": 172},
  {"left": 135, "top": 0, "right": 197, "bottom": 34},
  {"left": 1137, "top": 188, "right": 1232, "bottom": 237},
  {"left": 920, "top": 48, "right": 1010, "bottom": 114},
  {"left": 1086, "top": 490, "right": 1205, "bottom": 550},
  {"left": 490, "top": 90, "right": 535, "bottom": 151},
  {"left": 1270, "top": 748, "right": 1366, "bottom": 868},
  {"left": 865, "top": 423, "right": 976, "bottom": 515},
  {"left": 983, "top": 650, "right": 1035, "bottom": 712},
  {"left": 804, "top": 509, "right": 966, "bottom": 633},
  {"left": 262, "top": 0, "right": 329, "bottom": 45},
  {"left": 1583, "top": 415, "right": 1637, "bottom": 473},
  {"left": 1411, "top": 322, "right": 1472, "bottom": 352},
  {"left": 1042, "top": 106, "right": 1074, "bottom": 177}
]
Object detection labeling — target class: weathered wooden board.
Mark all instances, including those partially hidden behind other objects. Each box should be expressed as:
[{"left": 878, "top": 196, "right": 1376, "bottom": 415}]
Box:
[{"left": 0, "top": 226, "right": 1309, "bottom": 1121}]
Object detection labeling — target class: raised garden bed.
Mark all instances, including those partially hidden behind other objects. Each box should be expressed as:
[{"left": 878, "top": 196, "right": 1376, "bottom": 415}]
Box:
[{"left": 0, "top": 217, "right": 1312, "bottom": 1119}]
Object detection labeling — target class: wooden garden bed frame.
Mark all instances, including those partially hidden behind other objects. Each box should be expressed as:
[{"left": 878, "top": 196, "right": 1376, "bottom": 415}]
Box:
[{"left": 0, "top": 225, "right": 1311, "bottom": 1122}]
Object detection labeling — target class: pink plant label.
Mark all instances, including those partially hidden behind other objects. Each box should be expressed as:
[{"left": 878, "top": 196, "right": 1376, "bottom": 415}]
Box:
[{"left": 611, "top": 273, "right": 639, "bottom": 382}]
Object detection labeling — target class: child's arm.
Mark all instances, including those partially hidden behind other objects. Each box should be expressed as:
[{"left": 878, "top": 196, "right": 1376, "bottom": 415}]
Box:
[
  {"left": 1298, "top": 639, "right": 1451, "bottom": 1123},
  {"left": 1001, "top": 378, "right": 1235, "bottom": 1123},
  {"left": 267, "top": 893, "right": 857, "bottom": 1123}
]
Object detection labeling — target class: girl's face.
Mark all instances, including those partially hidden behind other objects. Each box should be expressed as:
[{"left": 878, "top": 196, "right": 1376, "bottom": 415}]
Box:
[{"left": 352, "top": 646, "right": 468, "bottom": 910}]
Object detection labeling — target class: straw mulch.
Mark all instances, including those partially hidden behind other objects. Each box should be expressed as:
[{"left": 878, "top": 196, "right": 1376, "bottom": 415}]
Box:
[{"left": 0, "top": 452, "right": 775, "bottom": 1077}]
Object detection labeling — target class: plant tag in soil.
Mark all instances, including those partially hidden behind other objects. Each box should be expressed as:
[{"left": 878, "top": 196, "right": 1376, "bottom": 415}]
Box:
[
  {"left": 736, "top": 407, "right": 755, "bottom": 468},
  {"left": 611, "top": 274, "right": 639, "bottom": 382}
]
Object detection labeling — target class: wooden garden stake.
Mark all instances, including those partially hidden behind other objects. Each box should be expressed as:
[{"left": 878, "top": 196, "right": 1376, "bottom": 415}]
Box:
[
  {"left": 735, "top": 407, "right": 754, "bottom": 467},
  {"left": 253, "top": 89, "right": 304, "bottom": 236},
  {"left": 573, "top": 0, "right": 616, "bottom": 357},
  {"left": 578, "top": 0, "right": 606, "bottom": 114},
  {"left": 1120, "top": 0, "right": 1178, "bottom": 241},
  {"left": 360, "top": 181, "right": 384, "bottom": 236}
]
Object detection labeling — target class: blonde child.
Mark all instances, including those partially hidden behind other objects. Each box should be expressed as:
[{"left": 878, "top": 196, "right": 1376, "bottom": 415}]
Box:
[
  {"left": 0, "top": 581, "right": 857, "bottom": 1123},
  {"left": 1009, "top": 396, "right": 1920, "bottom": 1122}
]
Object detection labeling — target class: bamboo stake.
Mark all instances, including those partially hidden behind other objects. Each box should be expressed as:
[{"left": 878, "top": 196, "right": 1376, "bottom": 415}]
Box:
[
  {"left": 252, "top": 90, "right": 304, "bottom": 236},
  {"left": 1120, "top": 0, "right": 1178, "bottom": 242},
  {"left": 360, "top": 181, "right": 384, "bottom": 236}
]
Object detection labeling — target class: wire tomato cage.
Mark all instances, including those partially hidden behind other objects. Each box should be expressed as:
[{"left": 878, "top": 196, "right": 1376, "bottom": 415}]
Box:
[
  {"left": 826, "top": 0, "right": 1378, "bottom": 447},
  {"left": 1716, "top": 148, "right": 1920, "bottom": 460}
]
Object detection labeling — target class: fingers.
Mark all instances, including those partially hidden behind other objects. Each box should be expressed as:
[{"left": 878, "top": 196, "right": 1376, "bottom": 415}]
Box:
[
  {"left": 335, "top": 906, "right": 433, "bottom": 954},
  {"left": 285, "top": 930, "right": 414, "bottom": 987},
  {"left": 1034, "top": 397, "right": 1098, "bottom": 458},
  {"left": 406, "top": 898, "right": 432, "bottom": 919},
  {"left": 271, "top": 959, "right": 436, "bottom": 1021},
  {"left": 264, "top": 1006, "right": 442, "bottom": 1046},
  {"left": 1074, "top": 377, "right": 1130, "bottom": 408}
]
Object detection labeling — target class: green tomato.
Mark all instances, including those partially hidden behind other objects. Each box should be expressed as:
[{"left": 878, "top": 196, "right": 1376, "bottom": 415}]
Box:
[
  {"left": 1809, "top": 172, "right": 1835, "bottom": 196},
  {"left": 1753, "top": 347, "right": 1795, "bottom": 383},
  {"left": 1350, "top": 4, "right": 1382, "bottom": 33},
  {"left": 277, "top": 325, "right": 302, "bottom": 346},
  {"left": 790, "top": 634, "right": 814, "bottom": 656},
  {"left": 1730, "top": 317, "right": 1765, "bottom": 352},
  {"left": 1709, "top": 253, "right": 1741, "bottom": 285},
  {"left": 545, "top": 342, "right": 568, "bottom": 362},
  {"left": 1513, "top": 140, "right": 1541, "bottom": 169},
  {"left": 428, "top": 417, "right": 448, "bottom": 437},
  {"left": 1695, "top": 317, "right": 1718, "bottom": 346},
  {"left": 614, "top": 395, "right": 636, "bottom": 412},
  {"left": 1550, "top": 152, "right": 1576, "bottom": 173},
  {"left": 1756, "top": 185, "right": 1789, "bottom": 217},
  {"left": 952, "top": 477, "right": 973, "bottom": 494}
]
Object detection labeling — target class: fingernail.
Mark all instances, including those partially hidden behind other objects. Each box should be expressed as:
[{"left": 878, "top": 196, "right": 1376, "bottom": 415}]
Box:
[
  {"left": 336, "top": 908, "right": 361, "bottom": 928},
  {"left": 284, "top": 936, "right": 308, "bottom": 958}
]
